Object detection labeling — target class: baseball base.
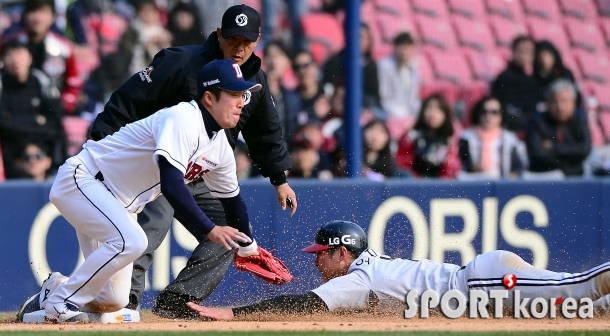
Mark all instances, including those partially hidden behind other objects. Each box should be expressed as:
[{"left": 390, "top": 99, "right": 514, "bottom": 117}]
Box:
[{"left": 22, "top": 308, "right": 140, "bottom": 323}]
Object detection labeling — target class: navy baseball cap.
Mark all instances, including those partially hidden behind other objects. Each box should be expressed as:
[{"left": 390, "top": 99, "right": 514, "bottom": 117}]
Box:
[
  {"left": 221, "top": 4, "right": 261, "bottom": 42},
  {"left": 197, "top": 59, "right": 262, "bottom": 97}
]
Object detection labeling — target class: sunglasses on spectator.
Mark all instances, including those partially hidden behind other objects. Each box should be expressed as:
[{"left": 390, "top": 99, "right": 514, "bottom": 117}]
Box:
[
  {"left": 482, "top": 109, "right": 501, "bottom": 115},
  {"left": 22, "top": 152, "right": 45, "bottom": 161},
  {"left": 293, "top": 62, "right": 312, "bottom": 70}
]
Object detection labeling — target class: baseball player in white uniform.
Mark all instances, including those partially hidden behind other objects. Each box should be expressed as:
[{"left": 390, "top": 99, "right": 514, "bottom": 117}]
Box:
[
  {"left": 187, "top": 220, "right": 610, "bottom": 319},
  {"left": 17, "top": 59, "right": 285, "bottom": 323}
]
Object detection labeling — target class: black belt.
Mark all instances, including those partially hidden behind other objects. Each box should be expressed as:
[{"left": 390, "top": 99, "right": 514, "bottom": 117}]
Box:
[{"left": 95, "top": 171, "right": 104, "bottom": 181}]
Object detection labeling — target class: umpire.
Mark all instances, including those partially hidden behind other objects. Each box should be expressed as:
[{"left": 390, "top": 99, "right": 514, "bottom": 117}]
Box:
[{"left": 89, "top": 4, "right": 297, "bottom": 319}]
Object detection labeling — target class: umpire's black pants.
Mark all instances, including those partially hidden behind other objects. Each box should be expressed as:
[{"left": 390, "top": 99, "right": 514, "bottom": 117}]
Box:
[{"left": 130, "top": 180, "right": 233, "bottom": 303}]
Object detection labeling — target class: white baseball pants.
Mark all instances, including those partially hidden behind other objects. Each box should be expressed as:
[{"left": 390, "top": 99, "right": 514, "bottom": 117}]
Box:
[
  {"left": 48, "top": 154, "right": 147, "bottom": 312},
  {"left": 457, "top": 250, "right": 610, "bottom": 303}
]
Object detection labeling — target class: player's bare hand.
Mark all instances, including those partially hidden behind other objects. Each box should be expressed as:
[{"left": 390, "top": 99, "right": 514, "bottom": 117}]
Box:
[
  {"left": 187, "top": 302, "right": 235, "bottom": 320},
  {"left": 275, "top": 183, "right": 297, "bottom": 216},
  {"left": 207, "top": 226, "right": 251, "bottom": 250}
]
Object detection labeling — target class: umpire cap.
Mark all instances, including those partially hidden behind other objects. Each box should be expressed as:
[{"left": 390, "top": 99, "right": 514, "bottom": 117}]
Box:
[
  {"left": 302, "top": 220, "right": 368, "bottom": 254},
  {"left": 221, "top": 4, "right": 261, "bottom": 42}
]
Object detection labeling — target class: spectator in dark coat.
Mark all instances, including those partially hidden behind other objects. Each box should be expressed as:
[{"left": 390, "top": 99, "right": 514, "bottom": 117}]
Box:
[
  {"left": 534, "top": 40, "right": 581, "bottom": 107},
  {"left": 168, "top": 1, "right": 205, "bottom": 47},
  {"left": 527, "top": 79, "right": 591, "bottom": 176},
  {"left": 0, "top": 38, "right": 66, "bottom": 178},
  {"left": 293, "top": 50, "right": 327, "bottom": 125},
  {"left": 492, "top": 36, "right": 541, "bottom": 137},
  {"left": 322, "top": 23, "right": 380, "bottom": 110},
  {"left": 287, "top": 134, "right": 320, "bottom": 179},
  {"left": 264, "top": 41, "right": 302, "bottom": 137}
]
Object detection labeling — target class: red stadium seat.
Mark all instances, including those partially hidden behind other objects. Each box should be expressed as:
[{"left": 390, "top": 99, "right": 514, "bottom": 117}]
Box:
[
  {"left": 241, "top": 0, "right": 262, "bottom": 14},
  {"left": 373, "top": 0, "right": 412, "bottom": 17},
  {"left": 307, "top": 0, "right": 323, "bottom": 12},
  {"left": 467, "top": 51, "right": 506, "bottom": 81},
  {"left": 429, "top": 53, "right": 473, "bottom": 84},
  {"left": 415, "top": 14, "right": 459, "bottom": 51},
  {"left": 577, "top": 53, "right": 610, "bottom": 83},
  {"left": 368, "top": 20, "right": 393, "bottom": 60},
  {"left": 489, "top": 18, "right": 528, "bottom": 48},
  {"left": 598, "top": 17, "right": 610, "bottom": 47},
  {"left": 376, "top": 13, "right": 417, "bottom": 44},
  {"left": 565, "top": 18, "right": 607, "bottom": 53},
  {"left": 453, "top": 17, "right": 495, "bottom": 52},
  {"left": 528, "top": 17, "right": 571, "bottom": 54},
  {"left": 522, "top": 0, "right": 562, "bottom": 21},
  {"left": 410, "top": 0, "right": 449, "bottom": 18},
  {"left": 590, "top": 83, "right": 610, "bottom": 110},
  {"left": 301, "top": 13, "right": 344, "bottom": 64},
  {"left": 415, "top": 53, "right": 435, "bottom": 84},
  {"left": 485, "top": 0, "right": 524, "bottom": 21},
  {"left": 562, "top": 52, "right": 583, "bottom": 80},
  {"left": 416, "top": 55, "right": 460, "bottom": 105},
  {"left": 63, "top": 116, "right": 90, "bottom": 157},
  {"left": 72, "top": 45, "right": 100, "bottom": 77},
  {"left": 599, "top": 110, "right": 610, "bottom": 141},
  {"left": 360, "top": 0, "right": 377, "bottom": 25},
  {"left": 447, "top": 0, "right": 486, "bottom": 19},
  {"left": 559, "top": 0, "right": 598, "bottom": 20},
  {"left": 588, "top": 111, "right": 606, "bottom": 146}
]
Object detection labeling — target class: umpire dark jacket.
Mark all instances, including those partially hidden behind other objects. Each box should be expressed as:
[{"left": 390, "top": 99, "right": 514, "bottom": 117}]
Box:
[{"left": 90, "top": 32, "right": 291, "bottom": 180}]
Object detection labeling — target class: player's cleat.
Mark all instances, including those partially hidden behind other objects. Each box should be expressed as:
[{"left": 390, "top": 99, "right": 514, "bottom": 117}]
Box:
[
  {"left": 124, "top": 293, "right": 139, "bottom": 311},
  {"left": 16, "top": 294, "right": 41, "bottom": 322},
  {"left": 16, "top": 272, "right": 67, "bottom": 322},
  {"left": 151, "top": 291, "right": 201, "bottom": 320},
  {"left": 45, "top": 302, "right": 89, "bottom": 323}
]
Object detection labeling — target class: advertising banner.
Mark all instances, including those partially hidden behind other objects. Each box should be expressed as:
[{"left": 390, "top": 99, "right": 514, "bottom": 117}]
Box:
[{"left": 0, "top": 179, "right": 607, "bottom": 311}]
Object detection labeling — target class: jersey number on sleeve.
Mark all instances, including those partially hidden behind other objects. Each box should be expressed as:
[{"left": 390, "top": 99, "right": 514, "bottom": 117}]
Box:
[{"left": 355, "top": 249, "right": 393, "bottom": 265}]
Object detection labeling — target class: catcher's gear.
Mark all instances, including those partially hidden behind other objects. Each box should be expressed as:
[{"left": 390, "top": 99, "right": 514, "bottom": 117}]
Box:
[
  {"left": 234, "top": 247, "right": 293, "bottom": 285},
  {"left": 301, "top": 220, "right": 368, "bottom": 254}
]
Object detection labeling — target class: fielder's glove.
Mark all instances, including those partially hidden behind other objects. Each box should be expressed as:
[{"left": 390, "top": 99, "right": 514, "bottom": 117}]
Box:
[{"left": 234, "top": 247, "right": 294, "bottom": 285}]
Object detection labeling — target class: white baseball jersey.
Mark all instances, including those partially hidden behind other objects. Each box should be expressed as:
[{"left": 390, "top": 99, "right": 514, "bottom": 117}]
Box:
[
  {"left": 80, "top": 100, "right": 238, "bottom": 213},
  {"left": 312, "top": 249, "right": 610, "bottom": 312},
  {"left": 312, "top": 249, "right": 461, "bottom": 311}
]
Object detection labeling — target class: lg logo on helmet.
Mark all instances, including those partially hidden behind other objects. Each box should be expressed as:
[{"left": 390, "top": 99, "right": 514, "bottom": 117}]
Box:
[{"left": 329, "top": 235, "right": 356, "bottom": 245}]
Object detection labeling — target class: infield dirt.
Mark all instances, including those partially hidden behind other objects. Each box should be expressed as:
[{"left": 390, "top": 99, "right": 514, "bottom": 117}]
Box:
[{"left": 1, "top": 311, "right": 610, "bottom": 333}]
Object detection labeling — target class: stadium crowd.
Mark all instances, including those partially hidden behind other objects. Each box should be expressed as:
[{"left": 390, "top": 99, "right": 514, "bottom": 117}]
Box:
[{"left": 0, "top": 0, "right": 609, "bottom": 183}]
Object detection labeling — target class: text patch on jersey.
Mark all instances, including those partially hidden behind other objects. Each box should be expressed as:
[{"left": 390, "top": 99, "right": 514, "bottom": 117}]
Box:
[
  {"left": 184, "top": 161, "right": 209, "bottom": 182},
  {"left": 139, "top": 66, "right": 154, "bottom": 83}
]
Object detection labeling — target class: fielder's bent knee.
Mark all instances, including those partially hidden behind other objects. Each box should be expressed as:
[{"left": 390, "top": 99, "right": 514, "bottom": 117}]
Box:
[
  {"left": 123, "top": 229, "right": 148, "bottom": 259},
  {"left": 48, "top": 184, "right": 61, "bottom": 205}
]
